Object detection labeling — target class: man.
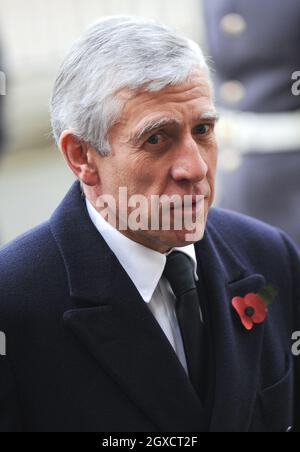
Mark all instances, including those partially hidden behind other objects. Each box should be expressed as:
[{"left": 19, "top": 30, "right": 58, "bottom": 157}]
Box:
[{"left": 0, "top": 16, "right": 300, "bottom": 432}]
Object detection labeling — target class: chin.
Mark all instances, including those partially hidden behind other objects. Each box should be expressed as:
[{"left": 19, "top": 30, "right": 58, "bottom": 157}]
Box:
[{"left": 157, "top": 227, "right": 205, "bottom": 249}]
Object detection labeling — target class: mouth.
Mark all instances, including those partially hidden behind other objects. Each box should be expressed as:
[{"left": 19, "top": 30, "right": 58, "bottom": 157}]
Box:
[{"left": 167, "top": 194, "right": 208, "bottom": 209}]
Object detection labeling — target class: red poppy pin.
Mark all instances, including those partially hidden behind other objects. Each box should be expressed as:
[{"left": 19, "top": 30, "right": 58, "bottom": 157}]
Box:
[{"left": 232, "top": 285, "right": 277, "bottom": 331}]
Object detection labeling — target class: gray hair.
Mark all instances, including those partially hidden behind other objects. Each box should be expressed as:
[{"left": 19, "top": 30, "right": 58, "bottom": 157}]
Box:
[{"left": 50, "top": 15, "right": 210, "bottom": 156}]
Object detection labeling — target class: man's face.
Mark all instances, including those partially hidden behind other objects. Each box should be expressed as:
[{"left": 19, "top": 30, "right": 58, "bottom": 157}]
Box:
[{"left": 90, "top": 68, "right": 218, "bottom": 253}]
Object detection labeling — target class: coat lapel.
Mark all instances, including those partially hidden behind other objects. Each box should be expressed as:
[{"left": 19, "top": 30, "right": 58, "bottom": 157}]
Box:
[
  {"left": 195, "top": 220, "right": 266, "bottom": 432},
  {"left": 50, "top": 182, "right": 205, "bottom": 432}
]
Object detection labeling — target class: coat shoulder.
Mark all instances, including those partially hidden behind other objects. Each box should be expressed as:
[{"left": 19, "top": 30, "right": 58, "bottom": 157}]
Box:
[
  {"left": 207, "top": 207, "right": 300, "bottom": 280},
  {"left": 208, "top": 207, "right": 284, "bottom": 244},
  {"left": 206, "top": 207, "right": 300, "bottom": 269},
  {"left": 0, "top": 221, "right": 59, "bottom": 274},
  {"left": 0, "top": 222, "right": 67, "bottom": 314}
]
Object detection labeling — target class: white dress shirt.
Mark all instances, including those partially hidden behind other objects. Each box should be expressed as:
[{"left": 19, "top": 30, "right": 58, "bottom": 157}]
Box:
[{"left": 86, "top": 199, "right": 199, "bottom": 374}]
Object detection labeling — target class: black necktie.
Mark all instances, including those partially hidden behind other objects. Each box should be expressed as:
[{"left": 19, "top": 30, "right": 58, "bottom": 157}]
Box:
[{"left": 163, "top": 251, "right": 204, "bottom": 400}]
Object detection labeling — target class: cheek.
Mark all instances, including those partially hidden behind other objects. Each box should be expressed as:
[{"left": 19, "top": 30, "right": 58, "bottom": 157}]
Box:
[
  {"left": 206, "top": 151, "right": 217, "bottom": 198},
  {"left": 127, "top": 155, "right": 168, "bottom": 193},
  {"left": 97, "top": 158, "right": 130, "bottom": 196},
  {"left": 206, "top": 144, "right": 218, "bottom": 175},
  {"left": 210, "top": 155, "right": 218, "bottom": 177}
]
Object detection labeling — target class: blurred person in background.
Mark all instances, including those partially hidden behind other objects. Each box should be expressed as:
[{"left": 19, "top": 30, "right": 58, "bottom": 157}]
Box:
[{"left": 203, "top": 0, "right": 300, "bottom": 247}]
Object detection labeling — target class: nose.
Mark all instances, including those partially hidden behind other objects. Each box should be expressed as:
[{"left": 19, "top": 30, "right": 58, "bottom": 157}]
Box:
[{"left": 170, "top": 137, "right": 208, "bottom": 184}]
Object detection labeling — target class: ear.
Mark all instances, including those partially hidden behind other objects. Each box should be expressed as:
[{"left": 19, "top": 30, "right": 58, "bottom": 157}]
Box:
[{"left": 59, "top": 130, "right": 99, "bottom": 186}]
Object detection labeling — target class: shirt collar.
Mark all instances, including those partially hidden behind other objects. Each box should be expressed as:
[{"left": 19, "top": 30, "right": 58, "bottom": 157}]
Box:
[{"left": 86, "top": 199, "right": 198, "bottom": 303}]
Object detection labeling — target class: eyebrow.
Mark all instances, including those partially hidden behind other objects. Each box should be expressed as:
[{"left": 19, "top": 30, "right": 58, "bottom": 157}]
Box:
[
  {"left": 130, "top": 118, "right": 181, "bottom": 146},
  {"left": 195, "top": 111, "right": 220, "bottom": 122},
  {"left": 130, "top": 111, "right": 219, "bottom": 146}
]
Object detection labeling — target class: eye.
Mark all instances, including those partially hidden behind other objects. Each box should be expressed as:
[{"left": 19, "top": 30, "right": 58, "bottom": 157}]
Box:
[
  {"left": 146, "top": 134, "right": 163, "bottom": 145},
  {"left": 192, "top": 124, "right": 211, "bottom": 135}
]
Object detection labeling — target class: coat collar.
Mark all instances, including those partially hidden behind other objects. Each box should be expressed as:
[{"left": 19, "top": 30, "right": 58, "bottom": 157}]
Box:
[
  {"left": 85, "top": 197, "right": 198, "bottom": 303},
  {"left": 50, "top": 182, "right": 266, "bottom": 432}
]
